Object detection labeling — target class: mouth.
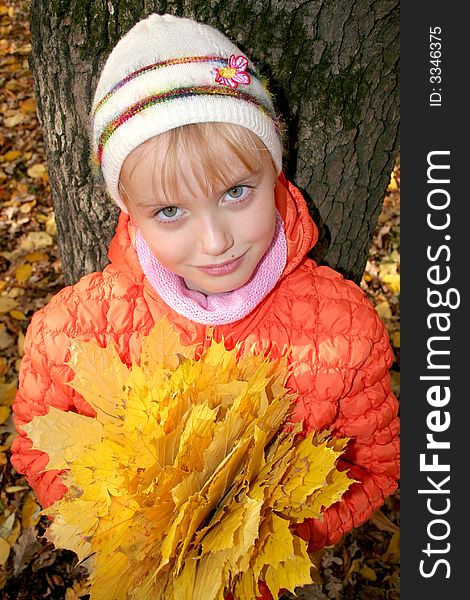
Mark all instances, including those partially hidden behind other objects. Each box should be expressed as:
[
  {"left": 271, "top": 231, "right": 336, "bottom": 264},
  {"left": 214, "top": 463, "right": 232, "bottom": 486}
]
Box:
[{"left": 196, "top": 252, "right": 247, "bottom": 276}]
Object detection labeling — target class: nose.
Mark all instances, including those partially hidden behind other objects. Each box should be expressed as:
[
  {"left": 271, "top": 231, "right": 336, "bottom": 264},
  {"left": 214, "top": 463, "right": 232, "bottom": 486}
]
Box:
[{"left": 197, "top": 213, "right": 234, "bottom": 256}]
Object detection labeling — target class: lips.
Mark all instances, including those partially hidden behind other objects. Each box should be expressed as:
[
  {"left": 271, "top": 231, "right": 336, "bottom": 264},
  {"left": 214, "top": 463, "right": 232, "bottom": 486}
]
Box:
[{"left": 196, "top": 252, "right": 246, "bottom": 276}]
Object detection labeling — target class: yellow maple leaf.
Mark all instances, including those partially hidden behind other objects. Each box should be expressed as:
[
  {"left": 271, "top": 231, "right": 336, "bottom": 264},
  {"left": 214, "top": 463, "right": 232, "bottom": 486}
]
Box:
[{"left": 24, "top": 318, "right": 353, "bottom": 599}]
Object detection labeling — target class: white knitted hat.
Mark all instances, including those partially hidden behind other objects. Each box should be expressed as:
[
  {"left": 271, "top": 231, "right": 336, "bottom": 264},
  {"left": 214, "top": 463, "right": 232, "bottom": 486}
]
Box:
[{"left": 91, "top": 13, "right": 283, "bottom": 210}]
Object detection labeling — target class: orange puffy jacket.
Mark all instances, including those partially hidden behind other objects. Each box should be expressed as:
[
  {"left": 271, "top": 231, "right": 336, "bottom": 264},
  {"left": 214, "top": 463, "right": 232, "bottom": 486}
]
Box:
[{"left": 11, "top": 174, "right": 399, "bottom": 554}]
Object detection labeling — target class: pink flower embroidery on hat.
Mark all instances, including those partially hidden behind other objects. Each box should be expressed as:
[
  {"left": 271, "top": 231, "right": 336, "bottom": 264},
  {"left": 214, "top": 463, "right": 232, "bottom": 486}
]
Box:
[{"left": 215, "top": 54, "right": 250, "bottom": 89}]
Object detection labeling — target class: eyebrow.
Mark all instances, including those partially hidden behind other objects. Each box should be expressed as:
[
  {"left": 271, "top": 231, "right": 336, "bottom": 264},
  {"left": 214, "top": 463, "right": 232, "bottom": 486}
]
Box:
[
  {"left": 129, "top": 166, "right": 263, "bottom": 209},
  {"left": 218, "top": 168, "right": 262, "bottom": 189},
  {"left": 134, "top": 198, "right": 170, "bottom": 210}
]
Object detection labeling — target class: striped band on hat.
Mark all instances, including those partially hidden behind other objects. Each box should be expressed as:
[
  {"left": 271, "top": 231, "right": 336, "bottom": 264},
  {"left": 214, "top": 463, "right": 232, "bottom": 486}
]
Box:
[{"left": 93, "top": 55, "right": 258, "bottom": 113}]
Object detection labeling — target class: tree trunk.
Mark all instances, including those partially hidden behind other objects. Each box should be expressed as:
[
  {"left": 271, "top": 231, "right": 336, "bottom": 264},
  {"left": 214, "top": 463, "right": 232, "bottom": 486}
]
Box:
[{"left": 29, "top": 0, "right": 399, "bottom": 285}]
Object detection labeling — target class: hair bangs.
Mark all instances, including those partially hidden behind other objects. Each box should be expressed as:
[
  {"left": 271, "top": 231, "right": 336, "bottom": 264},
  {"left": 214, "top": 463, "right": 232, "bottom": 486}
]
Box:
[{"left": 158, "top": 123, "right": 273, "bottom": 202}]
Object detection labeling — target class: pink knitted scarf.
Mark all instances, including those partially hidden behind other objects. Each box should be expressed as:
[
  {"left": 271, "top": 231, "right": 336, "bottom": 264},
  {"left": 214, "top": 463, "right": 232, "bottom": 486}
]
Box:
[{"left": 136, "top": 211, "right": 287, "bottom": 325}]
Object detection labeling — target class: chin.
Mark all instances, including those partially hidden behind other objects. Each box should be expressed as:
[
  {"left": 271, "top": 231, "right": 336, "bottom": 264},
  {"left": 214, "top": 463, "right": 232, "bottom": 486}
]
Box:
[
  {"left": 190, "top": 272, "right": 252, "bottom": 295},
  {"left": 201, "top": 282, "right": 243, "bottom": 295}
]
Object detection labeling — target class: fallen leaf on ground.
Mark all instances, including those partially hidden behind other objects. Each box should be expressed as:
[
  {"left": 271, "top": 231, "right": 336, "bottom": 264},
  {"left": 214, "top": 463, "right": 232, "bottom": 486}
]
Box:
[
  {"left": 0, "top": 326, "right": 15, "bottom": 351},
  {"left": 12, "top": 526, "right": 43, "bottom": 576},
  {"left": 4, "top": 113, "right": 25, "bottom": 128},
  {"left": 23, "top": 250, "right": 48, "bottom": 262},
  {"left": 392, "top": 330, "right": 400, "bottom": 348},
  {"left": 0, "top": 537, "right": 11, "bottom": 566},
  {"left": 0, "top": 380, "right": 17, "bottom": 406},
  {"left": 381, "top": 531, "right": 400, "bottom": 564},
  {"left": 21, "top": 493, "right": 41, "bottom": 529},
  {"left": 360, "top": 563, "right": 377, "bottom": 581},
  {"left": 27, "top": 163, "right": 48, "bottom": 181},
  {"left": 15, "top": 262, "right": 33, "bottom": 282},
  {"left": 10, "top": 309, "right": 27, "bottom": 320},
  {"left": 375, "top": 300, "right": 392, "bottom": 320},
  {"left": 19, "top": 230, "right": 53, "bottom": 251},
  {"left": 0, "top": 406, "right": 11, "bottom": 424},
  {"left": 369, "top": 509, "right": 400, "bottom": 534},
  {"left": 2, "top": 150, "right": 21, "bottom": 161},
  {"left": 378, "top": 262, "right": 400, "bottom": 294},
  {"left": 0, "top": 297, "right": 18, "bottom": 313},
  {"left": 20, "top": 97, "right": 36, "bottom": 112}
]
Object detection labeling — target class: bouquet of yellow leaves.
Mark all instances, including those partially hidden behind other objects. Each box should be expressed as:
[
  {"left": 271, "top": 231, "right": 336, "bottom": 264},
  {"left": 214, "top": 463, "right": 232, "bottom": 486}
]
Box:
[{"left": 24, "top": 318, "right": 352, "bottom": 600}]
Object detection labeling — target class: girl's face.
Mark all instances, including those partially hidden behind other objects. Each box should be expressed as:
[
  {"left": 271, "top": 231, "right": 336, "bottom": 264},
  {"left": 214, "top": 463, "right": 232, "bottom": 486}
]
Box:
[{"left": 120, "top": 131, "right": 277, "bottom": 295}]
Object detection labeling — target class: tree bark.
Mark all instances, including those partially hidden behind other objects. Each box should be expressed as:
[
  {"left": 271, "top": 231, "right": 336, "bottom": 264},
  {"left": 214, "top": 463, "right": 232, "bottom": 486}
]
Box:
[{"left": 29, "top": 0, "right": 399, "bottom": 284}]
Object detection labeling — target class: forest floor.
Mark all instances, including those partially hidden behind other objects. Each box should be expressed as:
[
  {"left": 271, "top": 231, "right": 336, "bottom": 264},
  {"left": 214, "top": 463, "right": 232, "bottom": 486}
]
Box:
[{"left": 0, "top": 1, "right": 400, "bottom": 598}]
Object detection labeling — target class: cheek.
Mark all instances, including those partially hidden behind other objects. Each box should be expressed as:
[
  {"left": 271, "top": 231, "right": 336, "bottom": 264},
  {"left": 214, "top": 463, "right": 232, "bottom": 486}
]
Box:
[
  {"left": 246, "top": 202, "right": 277, "bottom": 246},
  {"left": 141, "top": 227, "right": 190, "bottom": 268}
]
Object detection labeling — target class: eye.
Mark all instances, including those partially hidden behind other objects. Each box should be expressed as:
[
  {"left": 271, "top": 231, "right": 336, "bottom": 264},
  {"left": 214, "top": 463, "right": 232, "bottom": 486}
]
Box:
[
  {"left": 225, "top": 185, "right": 252, "bottom": 202},
  {"left": 227, "top": 185, "right": 244, "bottom": 199},
  {"left": 155, "top": 206, "right": 183, "bottom": 221}
]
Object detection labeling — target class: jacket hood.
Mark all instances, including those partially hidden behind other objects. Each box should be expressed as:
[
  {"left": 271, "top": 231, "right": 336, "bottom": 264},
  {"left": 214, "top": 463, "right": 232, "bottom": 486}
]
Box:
[
  {"left": 107, "top": 173, "right": 318, "bottom": 279},
  {"left": 274, "top": 173, "right": 318, "bottom": 278}
]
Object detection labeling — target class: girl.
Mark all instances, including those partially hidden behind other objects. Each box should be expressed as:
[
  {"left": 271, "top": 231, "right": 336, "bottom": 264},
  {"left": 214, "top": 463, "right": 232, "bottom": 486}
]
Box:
[{"left": 11, "top": 13, "right": 399, "bottom": 599}]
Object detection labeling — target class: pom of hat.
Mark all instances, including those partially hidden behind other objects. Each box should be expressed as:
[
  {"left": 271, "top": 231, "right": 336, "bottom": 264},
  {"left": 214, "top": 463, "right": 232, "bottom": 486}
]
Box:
[{"left": 90, "top": 13, "right": 282, "bottom": 210}]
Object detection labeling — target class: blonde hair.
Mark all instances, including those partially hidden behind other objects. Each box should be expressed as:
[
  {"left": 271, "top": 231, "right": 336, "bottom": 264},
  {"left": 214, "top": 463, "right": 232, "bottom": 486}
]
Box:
[{"left": 142, "top": 123, "right": 275, "bottom": 204}]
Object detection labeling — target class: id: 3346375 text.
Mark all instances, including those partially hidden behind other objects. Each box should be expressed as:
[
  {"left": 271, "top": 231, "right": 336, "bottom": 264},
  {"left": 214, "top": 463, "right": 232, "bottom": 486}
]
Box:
[{"left": 429, "top": 26, "right": 442, "bottom": 107}]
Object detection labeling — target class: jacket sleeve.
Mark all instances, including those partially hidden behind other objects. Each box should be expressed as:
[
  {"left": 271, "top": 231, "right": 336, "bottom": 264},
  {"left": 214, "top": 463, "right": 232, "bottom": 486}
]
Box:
[
  {"left": 11, "top": 261, "right": 153, "bottom": 509},
  {"left": 287, "top": 273, "right": 400, "bottom": 551},
  {"left": 10, "top": 285, "right": 98, "bottom": 508}
]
